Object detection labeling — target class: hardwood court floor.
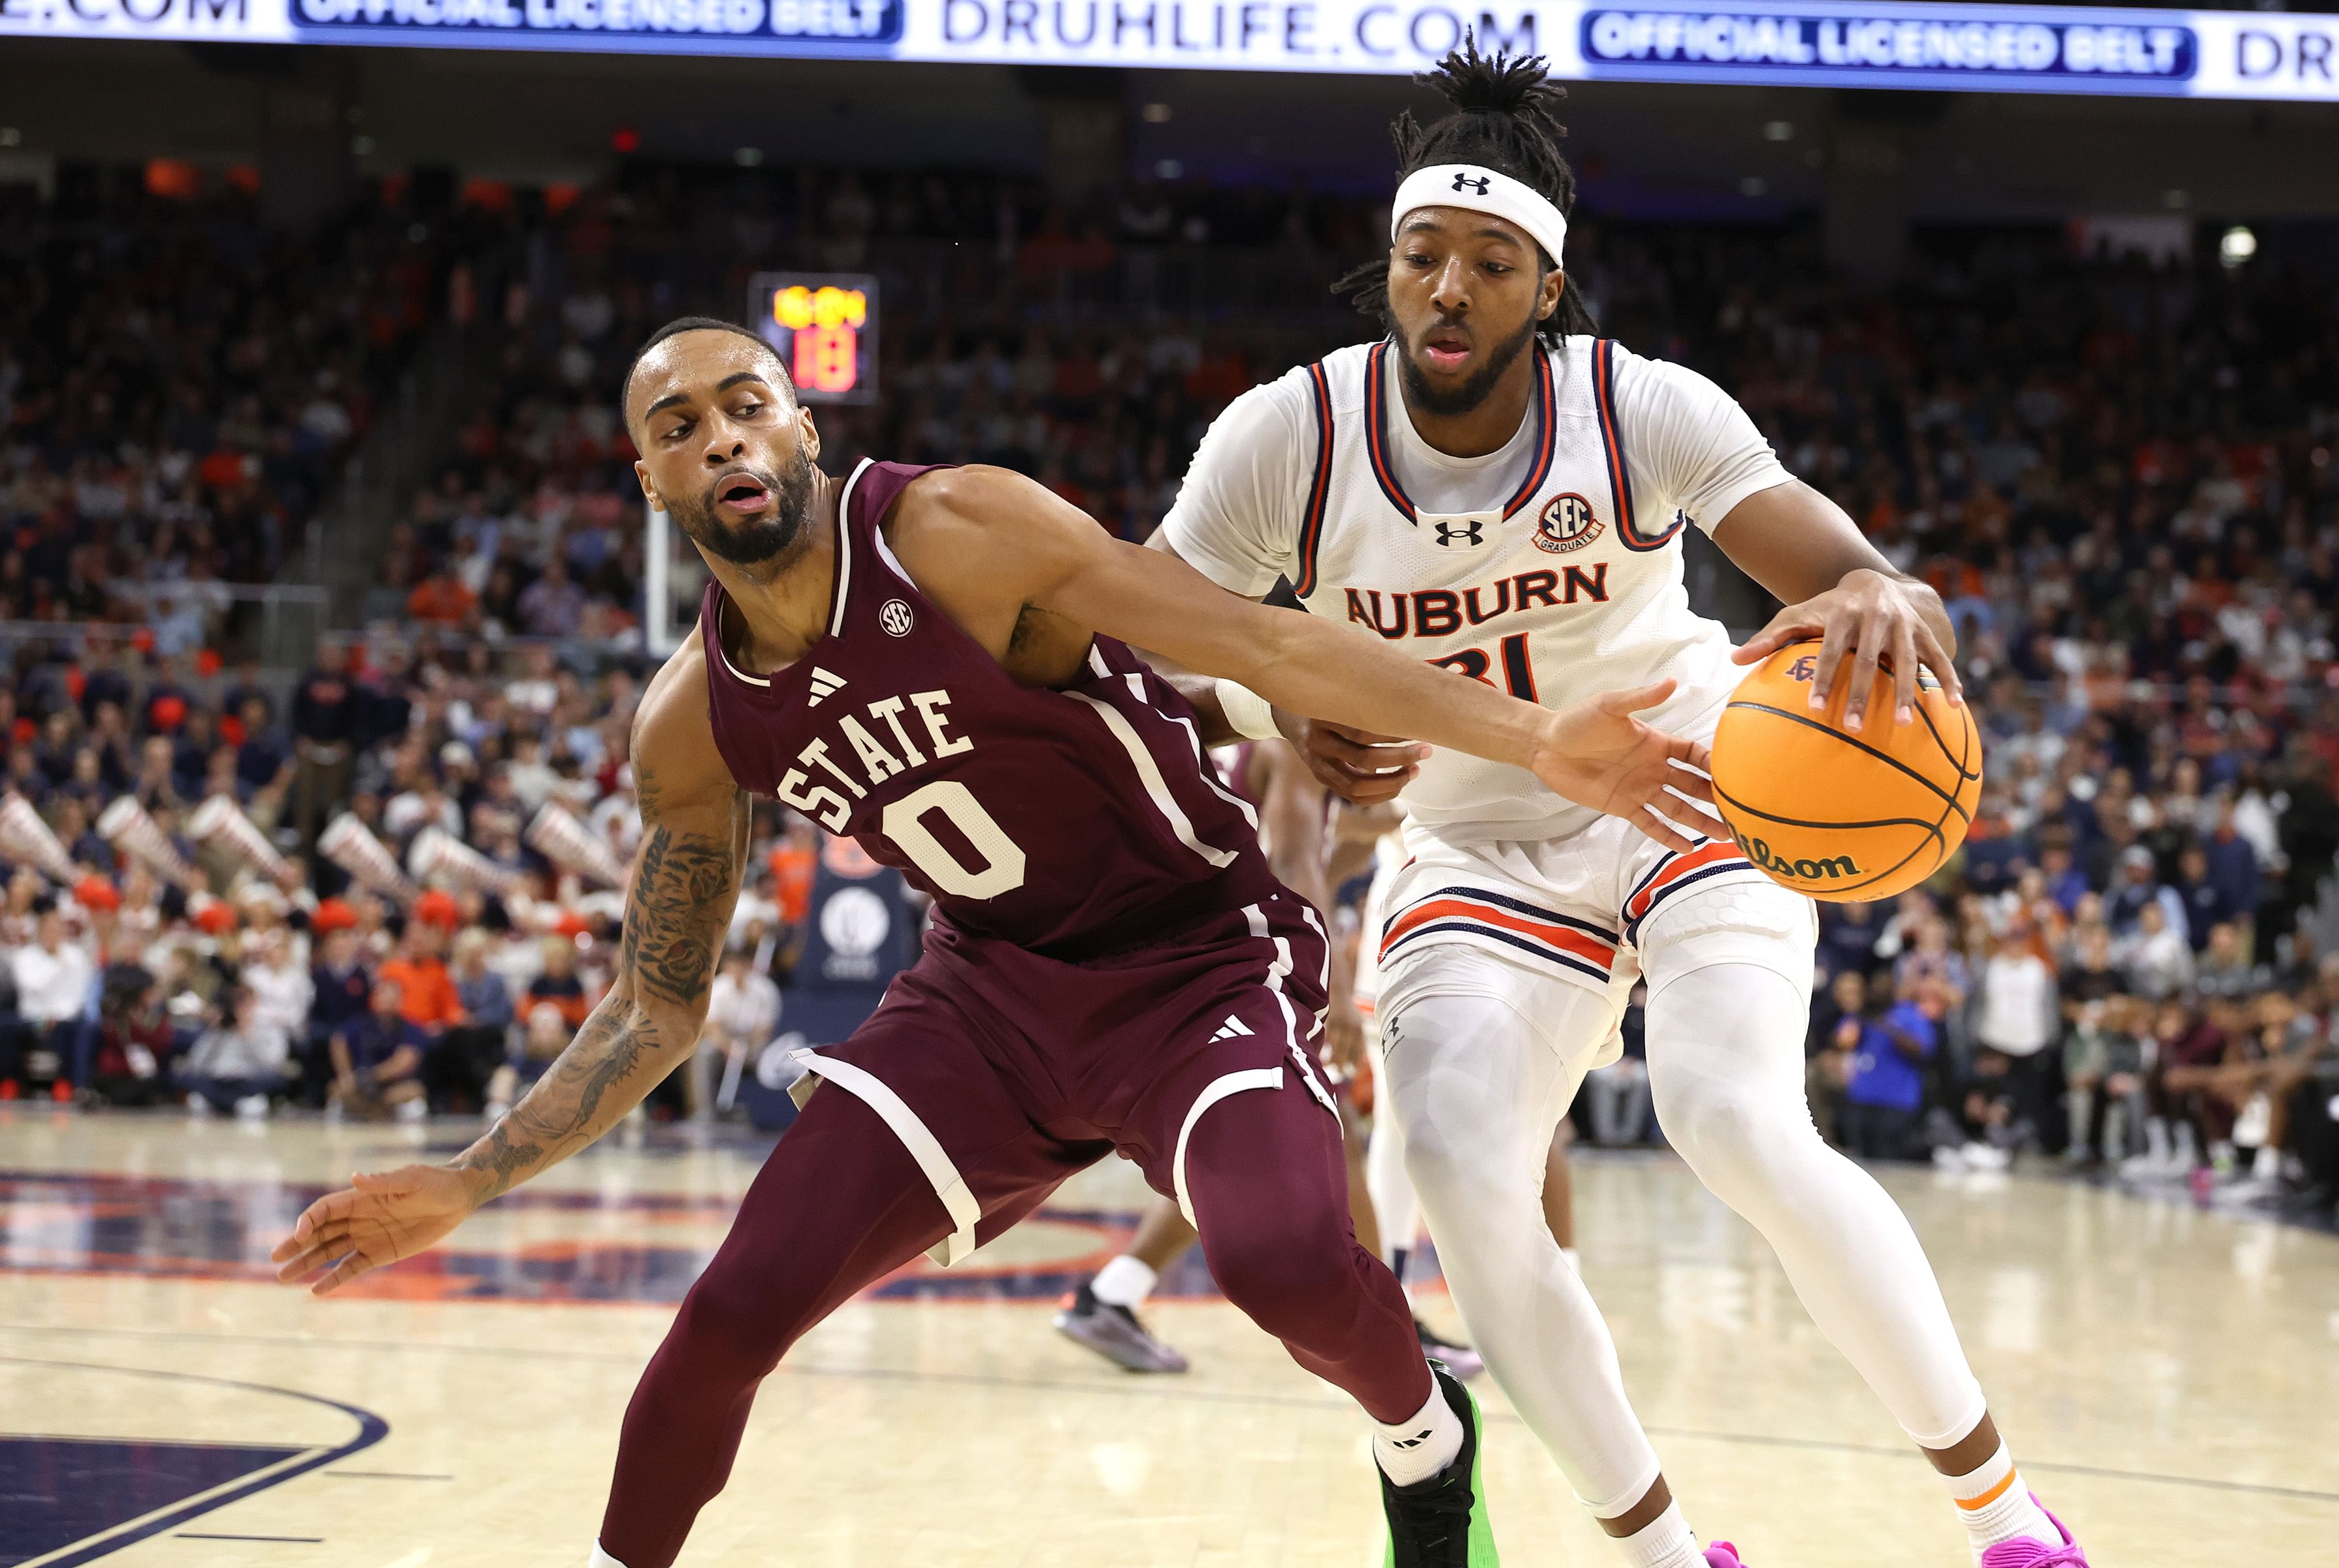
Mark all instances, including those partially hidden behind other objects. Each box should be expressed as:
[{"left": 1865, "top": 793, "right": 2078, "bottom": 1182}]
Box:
[{"left": 3, "top": 1107, "right": 2335, "bottom": 1567}]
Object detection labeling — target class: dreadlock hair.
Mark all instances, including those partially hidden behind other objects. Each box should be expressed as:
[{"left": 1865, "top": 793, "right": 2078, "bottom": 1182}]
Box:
[
  {"left": 1334, "top": 37, "right": 1597, "bottom": 346},
  {"left": 620, "top": 315, "right": 793, "bottom": 428}
]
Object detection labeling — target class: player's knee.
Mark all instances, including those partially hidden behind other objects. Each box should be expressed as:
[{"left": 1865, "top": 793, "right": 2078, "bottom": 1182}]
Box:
[
  {"left": 1207, "top": 1214, "right": 1359, "bottom": 1342},
  {"left": 1652, "top": 1070, "right": 1816, "bottom": 1201},
  {"left": 1394, "top": 1109, "right": 1499, "bottom": 1208},
  {"left": 672, "top": 1270, "right": 805, "bottom": 1380}
]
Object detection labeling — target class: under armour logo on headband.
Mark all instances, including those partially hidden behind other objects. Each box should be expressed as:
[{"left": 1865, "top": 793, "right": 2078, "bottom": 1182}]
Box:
[{"left": 1396, "top": 163, "right": 1569, "bottom": 269}]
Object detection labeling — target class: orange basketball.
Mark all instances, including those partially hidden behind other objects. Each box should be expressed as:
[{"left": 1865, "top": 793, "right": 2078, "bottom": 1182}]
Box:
[{"left": 1709, "top": 641, "right": 1982, "bottom": 904}]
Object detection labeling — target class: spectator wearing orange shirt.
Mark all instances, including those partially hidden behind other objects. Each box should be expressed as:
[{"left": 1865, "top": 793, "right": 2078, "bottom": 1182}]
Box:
[
  {"left": 406, "top": 565, "right": 478, "bottom": 629},
  {"left": 378, "top": 919, "right": 465, "bottom": 1036}
]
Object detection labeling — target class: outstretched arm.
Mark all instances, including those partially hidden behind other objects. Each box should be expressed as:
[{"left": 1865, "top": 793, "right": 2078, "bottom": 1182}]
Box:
[
  {"left": 900, "top": 468, "right": 1720, "bottom": 849},
  {"left": 273, "top": 653, "right": 747, "bottom": 1295}
]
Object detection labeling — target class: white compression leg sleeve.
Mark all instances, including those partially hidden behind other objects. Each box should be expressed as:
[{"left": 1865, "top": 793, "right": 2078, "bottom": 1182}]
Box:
[
  {"left": 1365, "top": 1036, "right": 1421, "bottom": 1270},
  {"left": 1643, "top": 956, "right": 1987, "bottom": 1446},
  {"left": 1381, "top": 956, "right": 1667, "bottom": 1516}
]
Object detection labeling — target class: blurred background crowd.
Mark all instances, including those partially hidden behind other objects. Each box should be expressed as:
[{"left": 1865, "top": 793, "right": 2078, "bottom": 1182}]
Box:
[{"left": 1, "top": 163, "right": 2334, "bottom": 1218}]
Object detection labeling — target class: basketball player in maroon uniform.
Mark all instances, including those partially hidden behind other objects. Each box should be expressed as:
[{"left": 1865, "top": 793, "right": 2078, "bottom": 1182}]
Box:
[{"left": 272, "top": 318, "right": 1719, "bottom": 1568}]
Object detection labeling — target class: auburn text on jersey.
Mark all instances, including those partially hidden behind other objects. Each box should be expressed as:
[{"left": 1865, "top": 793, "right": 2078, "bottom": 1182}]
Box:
[{"left": 1342, "top": 564, "right": 1611, "bottom": 640}]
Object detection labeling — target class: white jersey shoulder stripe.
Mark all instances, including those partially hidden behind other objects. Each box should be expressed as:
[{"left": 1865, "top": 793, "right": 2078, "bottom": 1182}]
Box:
[{"left": 828, "top": 457, "right": 872, "bottom": 638}]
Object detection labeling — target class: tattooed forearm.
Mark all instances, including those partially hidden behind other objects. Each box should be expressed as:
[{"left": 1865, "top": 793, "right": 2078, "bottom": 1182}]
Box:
[
  {"left": 449, "top": 992, "right": 666, "bottom": 1201},
  {"left": 457, "top": 1119, "right": 546, "bottom": 1203},
  {"left": 444, "top": 764, "right": 744, "bottom": 1206},
  {"left": 549, "top": 1000, "right": 657, "bottom": 1124}
]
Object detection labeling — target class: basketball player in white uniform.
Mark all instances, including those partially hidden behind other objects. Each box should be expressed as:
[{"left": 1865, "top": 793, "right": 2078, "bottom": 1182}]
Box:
[{"left": 1152, "top": 44, "right": 2089, "bottom": 1568}]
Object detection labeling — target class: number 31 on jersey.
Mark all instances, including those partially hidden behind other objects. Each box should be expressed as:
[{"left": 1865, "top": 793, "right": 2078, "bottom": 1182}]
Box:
[{"left": 1429, "top": 633, "right": 1538, "bottom": 702}]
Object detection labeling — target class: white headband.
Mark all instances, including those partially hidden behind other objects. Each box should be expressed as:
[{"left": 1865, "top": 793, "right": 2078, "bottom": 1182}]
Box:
[{"left": 1390, "top": 163, "right": 1567, "bottom": 270}]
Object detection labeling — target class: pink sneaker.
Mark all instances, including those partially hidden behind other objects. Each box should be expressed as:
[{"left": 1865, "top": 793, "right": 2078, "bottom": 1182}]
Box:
[
  {"left": 1977, "top": 1497, "right": 2088, "bottom": 1566},
  {"left": 1704, "top": 1546, "right": 1748, "bottom": 1567}
]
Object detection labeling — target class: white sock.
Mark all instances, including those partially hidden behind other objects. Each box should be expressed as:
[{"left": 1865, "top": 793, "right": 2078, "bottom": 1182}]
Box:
[
  {"left": 589, "top": 1544, "right": 629, "bottom": 1568},
  {"left": 1090, "top": 1254, "right": 1158, "bottom": 1309},
  {"left": 1946, "top": 1441, "right": 2058, "bottom": 1553},
  {"left": 1372, "top": 1379, "right": 1462, "bottom": 1487},
  {"left": 2251, "top": 1144, "right": 2280, "bottom": 1180},
  {"left": 1612, "top": 1500, "right": 1703, "bottom": 1567}
]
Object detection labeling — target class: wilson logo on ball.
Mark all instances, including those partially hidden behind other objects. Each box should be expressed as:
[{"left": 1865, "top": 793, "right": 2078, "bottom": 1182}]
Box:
[
  {"left": 1710, "top": 640, "right": 1984, "bottom": 905},
  {"left": 1533, "top": 493, "right": 1603, "bottom": 554},
  {"left": 1733, "top": 828, "right": 1860, "bottom": 883}
]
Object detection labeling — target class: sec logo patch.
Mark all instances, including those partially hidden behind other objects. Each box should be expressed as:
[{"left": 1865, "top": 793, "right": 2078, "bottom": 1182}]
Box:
[
  {"left": 1533, "top": 493, "right": 1603, "bottom": 553},
  {"left": 879, "top": 598, "right": 915, "bottom": 636}
]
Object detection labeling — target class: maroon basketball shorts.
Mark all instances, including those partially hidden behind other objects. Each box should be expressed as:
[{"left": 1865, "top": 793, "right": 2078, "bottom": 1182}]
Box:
[{"left": 785, "top": 889, "right": 1337, "bottom": 1263}]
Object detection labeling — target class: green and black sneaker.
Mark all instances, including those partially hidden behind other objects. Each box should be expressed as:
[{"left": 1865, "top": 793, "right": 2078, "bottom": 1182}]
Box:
[{"left": 1380, "top": 1361, "right": 1498, "bottom": 1568}]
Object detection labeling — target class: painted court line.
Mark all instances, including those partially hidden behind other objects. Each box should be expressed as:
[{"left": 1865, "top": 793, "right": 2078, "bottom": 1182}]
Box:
[
  {"left": 0, "top": 1355, "right": 388, "bottom": 1568},
  {"left": 6, "top": 1323, "right": 2333, "bottom": 1510}
]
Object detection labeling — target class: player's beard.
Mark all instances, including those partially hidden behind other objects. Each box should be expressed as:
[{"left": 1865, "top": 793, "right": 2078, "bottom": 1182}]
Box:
[
  {"left": 1399, "top": 310, "right": 1539, "bottom": 419},
  {"left": 672, "top": 444, "right": 818, "bottom": 569}
]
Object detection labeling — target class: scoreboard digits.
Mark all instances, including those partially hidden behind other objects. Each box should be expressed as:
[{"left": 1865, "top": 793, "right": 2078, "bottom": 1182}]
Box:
[{"left": 750, "top": 272, "right": 879, "bottom": 405}]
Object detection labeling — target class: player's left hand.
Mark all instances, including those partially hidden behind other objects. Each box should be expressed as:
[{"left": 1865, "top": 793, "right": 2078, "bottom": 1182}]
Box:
[
  {"left": 1529, "top": 679, "right": 1724, "bottom": 853},
  {"left": 270, "top": 1164, "right": 482, "bottom": 1297},
  {"left": 1322, "top": 991, "right": 1366, "bottom": 1077},
  {"left": 1732, "top": 567, "right": 1963, "bottom": 732}
]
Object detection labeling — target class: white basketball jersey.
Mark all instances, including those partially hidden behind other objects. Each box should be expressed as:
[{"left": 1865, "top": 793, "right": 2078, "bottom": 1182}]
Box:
[{"left": 1286, "top": 336, "right": 1739, "bottom": 845}]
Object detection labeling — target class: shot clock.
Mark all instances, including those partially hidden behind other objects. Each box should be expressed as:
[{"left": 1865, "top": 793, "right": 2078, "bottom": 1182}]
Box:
[{"left": 750, "top": 272, "right": 879, "bottom": 405}]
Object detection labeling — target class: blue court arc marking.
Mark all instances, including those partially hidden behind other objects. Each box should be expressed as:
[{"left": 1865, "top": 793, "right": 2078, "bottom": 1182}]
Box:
[
  {"left": 1, "top": 1439, "right": 306, "bottom": 1566},
  {"left": 0, "top": 1358, "right": 387, "bottom": 1567}
]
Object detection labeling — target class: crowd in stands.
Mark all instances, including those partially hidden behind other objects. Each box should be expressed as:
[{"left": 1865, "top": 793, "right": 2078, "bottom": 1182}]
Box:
[
  {"left": 1, "top": 163, "right": 2335, "bottom": 1215},
  {"left": 0, "top": 176, "right": 455, "bottom": 651}
]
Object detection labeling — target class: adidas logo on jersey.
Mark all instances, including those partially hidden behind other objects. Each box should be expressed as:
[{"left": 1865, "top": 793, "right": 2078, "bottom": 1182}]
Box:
[
  {"left": 807, "top": 668, "right": 847, "bottom": 706},
  {"left": 1209, "top": 1015, "right": 1256, "bottom": 1041}
]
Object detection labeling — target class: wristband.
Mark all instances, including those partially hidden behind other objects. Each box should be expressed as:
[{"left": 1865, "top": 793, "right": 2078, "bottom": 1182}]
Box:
[{"left": 1214, "top": 679, "right": 1281, "bottom": 741}]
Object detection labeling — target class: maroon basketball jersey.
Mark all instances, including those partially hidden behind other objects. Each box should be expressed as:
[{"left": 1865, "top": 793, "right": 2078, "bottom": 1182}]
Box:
[{"left": 702, "top": 460, "right": 1278, "bottom": 956}]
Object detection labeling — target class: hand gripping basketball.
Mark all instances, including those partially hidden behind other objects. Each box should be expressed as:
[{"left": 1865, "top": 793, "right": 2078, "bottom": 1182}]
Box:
[
  {"left": 1527, "top": 679, "right": 1727, "bottom": 855},
  {"left": 1711, "top": 642, "right": 1983, "bottom": 902}
]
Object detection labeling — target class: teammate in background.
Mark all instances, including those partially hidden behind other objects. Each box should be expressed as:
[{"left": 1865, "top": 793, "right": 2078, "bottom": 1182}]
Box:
[
  {"left": 1056, "top": 743, "right": 1484, "bottom": 1378},
  {"left": 1154, "top": 43, "right": 2089, "bottom": 1568},
  {"left": 272, "top": 317, "right": 1721, "bottom": 1568}
]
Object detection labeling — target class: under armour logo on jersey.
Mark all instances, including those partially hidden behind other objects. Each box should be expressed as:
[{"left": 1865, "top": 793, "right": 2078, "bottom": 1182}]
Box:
[
  {"left": 1433, "top": 517, "right": 1486, "bottom": 549},
  {"left": 1450, "top": 172, "right": 1492, "bottom": 195},
  {"left": 806, "top": 668, "right": 847, "bottom": 706},
  {"left": 1209, "top": 1015, "right": 1256, "bottom": 1041},
  {"left": 878, "top": 598, "right": 914, "bottom": 637}
]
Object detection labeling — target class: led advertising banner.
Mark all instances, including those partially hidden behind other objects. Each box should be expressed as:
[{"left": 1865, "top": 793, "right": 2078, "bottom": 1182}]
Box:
[{"left": 4, "top": 0, "right": 2336, "bottom": 101}]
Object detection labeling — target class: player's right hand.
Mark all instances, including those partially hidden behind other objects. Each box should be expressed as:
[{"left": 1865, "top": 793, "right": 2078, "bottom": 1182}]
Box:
[
  {"left": 1275, "top": 711, "right": 1428, "bottom": 806},
  {"left": 270, "top": 1164, "right": 482, "bottom": 1297},
  {"left": 1529, "top": 679, "right": 1726, "bottom": 853}
]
